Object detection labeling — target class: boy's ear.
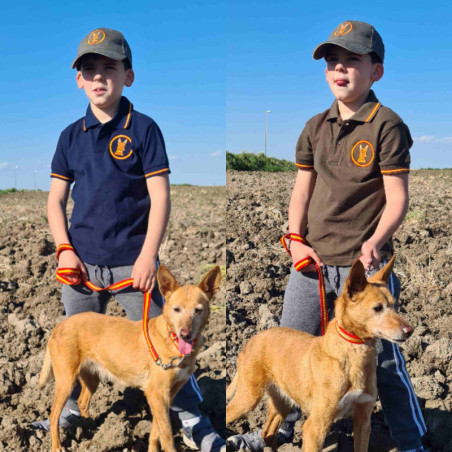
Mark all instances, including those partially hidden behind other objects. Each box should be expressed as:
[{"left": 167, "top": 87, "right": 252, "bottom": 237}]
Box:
[
  {"left": 371, "top": 63, "right": 384, "bottom": 82},
  {"left": 125, "top": 69, "right": 134, "bottom": 87},
  {"left": 76, "top": 71, "right": 84, "bottom": 89}
]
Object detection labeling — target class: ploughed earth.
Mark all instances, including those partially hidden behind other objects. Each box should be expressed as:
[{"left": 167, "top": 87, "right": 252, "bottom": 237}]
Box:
[
  {"left": 0, "top": 186, "right": 225, "bottom": 451},
  {"left": 226, "top": 170, "right": 452, "bottom": 452}
]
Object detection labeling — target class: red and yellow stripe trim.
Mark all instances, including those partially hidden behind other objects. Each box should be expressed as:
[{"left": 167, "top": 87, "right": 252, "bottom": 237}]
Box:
[
  {"left": 336, "top": 324, "right": 365, "bottom": 344},
  {"left": 145, "top": 168, "right": 170, "bottom": 178},
  {"left": 295, "top": 163, "right": 314, "bottom": 169},
  {"left": 51, "top": 173, "right": 73, "bottom": 182},
  {"left": 364, "top": 102, "right": 381, "bottom": 123},
  {"left": 123, "top": 102, "right": 132, "bottom": 129},
  {"left": 381, "top": 168, "right": 410, "bottom": 175}
]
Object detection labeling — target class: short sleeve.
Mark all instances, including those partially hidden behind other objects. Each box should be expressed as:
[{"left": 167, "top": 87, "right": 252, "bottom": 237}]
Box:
[
  {"left": 379, "top": 122, "right": 412, "bottom": 175},
  {"left": 295, "top": 122, "right": 314, "bottom": 169},
  {"left": 50, "top": 134, "right": 74, "bottom": 182},
  {"left": 141, "top": 122, "right": 171, "bottom": 178}
]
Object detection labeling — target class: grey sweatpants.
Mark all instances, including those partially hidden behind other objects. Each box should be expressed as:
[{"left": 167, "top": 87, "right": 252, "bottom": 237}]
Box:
[
  {"left": 281, "top": 264, "right": 427, "bottom": 450},
  {"left": 62, "top": 262, "right": 202, "bottom": 420}
]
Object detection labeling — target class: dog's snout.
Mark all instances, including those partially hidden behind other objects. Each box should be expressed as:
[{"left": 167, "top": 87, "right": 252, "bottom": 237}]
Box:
[
  {"left": 403, "top": 325, "right": 413, "bottom": 339},
  {"left": 180, "top": 329, "right": 192, "bottom": 341}
]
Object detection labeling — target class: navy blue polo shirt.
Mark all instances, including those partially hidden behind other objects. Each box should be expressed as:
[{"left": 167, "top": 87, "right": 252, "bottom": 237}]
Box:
[{"left": 51, "top": 96, "right": 170, "bottom": 266}]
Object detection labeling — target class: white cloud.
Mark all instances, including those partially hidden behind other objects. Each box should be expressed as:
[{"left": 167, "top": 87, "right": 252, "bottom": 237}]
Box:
[
  {"left": 0, "top": 162, "right": 9, "bottom": 170},
  {"left": 210, "top": 151, "right": 224, "bottom": 157},
  {"left": 415, "top": 136, "right": 452, "bottom": 144},
  {"left": 168, "top": 155, "right": 178, "bottom": 161}
]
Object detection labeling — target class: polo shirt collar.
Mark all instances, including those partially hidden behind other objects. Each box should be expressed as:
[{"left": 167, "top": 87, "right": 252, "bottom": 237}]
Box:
[
  {"left": 83, "top": 96, "right": 133, "bottom": 131},
  {"left": 326, "top": 90, "right": 381, "bottom": 124}
]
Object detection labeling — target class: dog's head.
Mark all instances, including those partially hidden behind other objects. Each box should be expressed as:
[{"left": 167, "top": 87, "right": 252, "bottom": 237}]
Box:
[
  {"left": 157, "top": 265, "right": 221, "bottom": 355},
  {"left": 335, "top": 255, "right": 413, "bottom": 343}
]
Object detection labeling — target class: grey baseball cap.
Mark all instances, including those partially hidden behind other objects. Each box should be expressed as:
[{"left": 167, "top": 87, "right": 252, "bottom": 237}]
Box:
[
  {"left": 313, "top": 20, "right": 385, "bottom": 63},
  {"left": 72, "top": 28, "right": 132, "bottom": 69}
]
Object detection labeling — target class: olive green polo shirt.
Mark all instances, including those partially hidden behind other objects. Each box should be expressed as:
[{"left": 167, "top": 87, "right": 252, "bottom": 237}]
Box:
[{"left": 295, "top": 90, "right": 412, "bottom": 266}]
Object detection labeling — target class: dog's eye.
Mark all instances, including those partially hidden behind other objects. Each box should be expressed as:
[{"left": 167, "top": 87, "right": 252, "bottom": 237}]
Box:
[
  {"left": 194, "top": 308, "right": 203, "bottom": 315},
  {"left": 373, "top": 304, "right": 384, "bottom": 313},
  {"left": 173, "top": 307, "right": 181, "bottom": 313}
]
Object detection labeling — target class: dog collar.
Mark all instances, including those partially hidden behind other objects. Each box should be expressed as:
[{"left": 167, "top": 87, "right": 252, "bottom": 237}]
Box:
[{"left": 336, "top": 323, "right": 366, "bottom": 344}]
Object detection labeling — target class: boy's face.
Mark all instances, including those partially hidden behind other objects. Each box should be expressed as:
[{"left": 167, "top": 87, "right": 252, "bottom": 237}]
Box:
[
  {"left": 325, "top": 46, "right": 383, "bottom": 109},
  {"left": 76, "top": 55, "right": 134, "bottom": 114}
]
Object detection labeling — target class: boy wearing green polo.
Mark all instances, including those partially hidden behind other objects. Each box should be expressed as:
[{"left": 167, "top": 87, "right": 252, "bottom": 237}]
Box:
[
  {"left": 228, "top": 21, "right": 427, "bottom": 452},
  {"left": 31, "top": 27, "right": 225, "bottom": 452}
]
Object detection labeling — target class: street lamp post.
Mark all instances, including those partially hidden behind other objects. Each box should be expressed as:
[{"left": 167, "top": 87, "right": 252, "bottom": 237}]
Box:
[
  {"left": 34, "top": 170, "right": 38, "bottom": 190},
  {"left": 265, "top": 110, "right": 272, "bottom": 156},
  {"left": 14, "top": 166, "right": 18, "bottom": 189}
]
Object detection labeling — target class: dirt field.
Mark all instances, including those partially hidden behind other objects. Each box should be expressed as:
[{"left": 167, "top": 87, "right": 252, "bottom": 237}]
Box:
[
  {"left": 0, "top": 186, "right": 225, "bottom": 451},
  {"left": 226, "top": 170, "right": 452, "bottom": 452}
]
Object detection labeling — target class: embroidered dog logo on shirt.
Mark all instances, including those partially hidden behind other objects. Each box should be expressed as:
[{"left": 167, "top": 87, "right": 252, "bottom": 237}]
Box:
[
  {"left": 334, "top": 22, "right": 353, "bottom": 37},
  {"left": 351, "top": 140, "right": 374, "bottom": 167},
  {"left": 88, "top": 30, "right": 106, "bottom": 45},
  {"left": 109, "top": 135, "right": 133, "bottom": 160}
]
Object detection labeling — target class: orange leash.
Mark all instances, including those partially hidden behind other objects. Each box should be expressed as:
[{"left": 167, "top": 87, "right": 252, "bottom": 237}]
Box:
[
  {"left": 56, "top": 244, "right": 192, "bottom": 368},
  {"left": 280, "top": 234, "right": 365, "bottom": 344},
  {"left": 280, "top": 233, "right": 328, "bottom": 335}
]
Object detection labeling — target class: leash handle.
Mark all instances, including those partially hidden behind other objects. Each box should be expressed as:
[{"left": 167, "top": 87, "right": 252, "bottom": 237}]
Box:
[
  {"left": 56, "top": 243, "right": 76, "bottom": 261},
  {"left": 280, "top": 233, "right": 328, "bottom": 335}
]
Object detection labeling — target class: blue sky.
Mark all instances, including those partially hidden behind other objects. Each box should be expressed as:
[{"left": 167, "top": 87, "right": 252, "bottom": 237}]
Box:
[{"left": 1, "top": 1, "right": 451, "bottom": 190}]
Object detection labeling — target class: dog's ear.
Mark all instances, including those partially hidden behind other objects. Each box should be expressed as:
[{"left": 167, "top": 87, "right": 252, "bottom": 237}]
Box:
[
  {"left": 370, "top": 254, "right": 395, "bottom": 284},
  {"left": 345, "top": 259, "right": 368, "bottom": 300},
  {"left": 157, "top": 265, "right": 181, "bottom": 300},
  {"left": 198, "top": 266, "right": 222, "bottom": 300}
]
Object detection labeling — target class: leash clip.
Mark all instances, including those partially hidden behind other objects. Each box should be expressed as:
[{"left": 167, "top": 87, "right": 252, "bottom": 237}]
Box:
[{"left": 156, "top": 355, "right": 187, "bottom": 370}]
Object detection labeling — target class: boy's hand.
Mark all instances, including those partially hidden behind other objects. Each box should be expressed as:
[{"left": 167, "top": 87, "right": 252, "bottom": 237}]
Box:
[
  {"left": 132, "top": 254, "right": 157, "bottom": 293},
  {"left": 58, "top": 251, "right": 89, "bottom": 283},
  {"left": 359, "top": 240, "right": 381, "bottom": 272},
  {"left": 290, "top": 241, "right": 323, "bottom": 272}
]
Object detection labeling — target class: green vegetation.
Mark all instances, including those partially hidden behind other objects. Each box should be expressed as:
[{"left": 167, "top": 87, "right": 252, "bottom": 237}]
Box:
[
  {"left": 0, "top": 188, "right": 18, "bottom": 194},
  {"left": 226, "top": 151, "right": 296, "bottom": 172}
]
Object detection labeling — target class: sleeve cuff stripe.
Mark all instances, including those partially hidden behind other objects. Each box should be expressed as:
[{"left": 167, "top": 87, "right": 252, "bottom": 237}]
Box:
[
  {"left": 145, "top": 168, "right": 170, "bottom": 178},
  {"left": 51, "top": 173, "right": 73, "bottom": 181},
  {"left": 295, "top": 163, "right": 314, "bottom": 169},
  {"left": 381, "top": 168, "right": 410, "bottom": 174}
]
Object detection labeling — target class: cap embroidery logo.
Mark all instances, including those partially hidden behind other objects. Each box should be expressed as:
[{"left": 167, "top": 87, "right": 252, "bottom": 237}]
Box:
[
  {"left": 109, "top": 135, "right": 133, "bottom": 160},
  {"left": 88, "top": 30, "right": 106, "bottom": 45},
  {"left": 351, "top": 140, "right": 374, "bottom": 167},
  {"left": 334, "top": 21, "right": 353, "bottom": 37}
]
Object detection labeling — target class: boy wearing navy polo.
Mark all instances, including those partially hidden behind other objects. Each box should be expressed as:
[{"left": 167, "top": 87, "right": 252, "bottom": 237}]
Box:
[
  {"left": 32, "top": 28, "right": 225, "bottom": 452},
  {"left": 228, "top": 21, "right": 427, "bottom": 452}
]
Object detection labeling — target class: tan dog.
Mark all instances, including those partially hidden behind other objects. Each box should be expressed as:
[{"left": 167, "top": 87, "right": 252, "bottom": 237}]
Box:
[
  {"left": 226, "top": 257, "right": 413, "bottom": 452},
  {"left": 38, "top": 265, "right": 221, "bottom": 452}
]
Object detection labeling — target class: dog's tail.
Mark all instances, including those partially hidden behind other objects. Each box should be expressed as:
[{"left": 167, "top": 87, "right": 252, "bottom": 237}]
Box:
[
  {"left": 226, "top": 372, "right": 238, "bottom": 403},
  {"left": 38, "top": 346, "right": 53, "bottom": 388}
]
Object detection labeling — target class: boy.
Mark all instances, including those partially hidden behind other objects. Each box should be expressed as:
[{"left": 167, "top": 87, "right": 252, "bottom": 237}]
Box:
[
  {"left": 228, "top": 21, "right": 427, "bottom": 452},
  {"left": 32, "top": 28, "right": 225, "bottom": 452}
]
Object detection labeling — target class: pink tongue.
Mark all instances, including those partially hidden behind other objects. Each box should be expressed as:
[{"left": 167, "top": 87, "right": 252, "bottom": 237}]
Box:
[{"left": 178, "top": 338, "right": 193, "bottom": 355}]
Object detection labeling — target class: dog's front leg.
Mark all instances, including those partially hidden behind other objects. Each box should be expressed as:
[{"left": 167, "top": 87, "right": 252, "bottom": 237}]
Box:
[
  {"left": 352, "top": 402, "right": 373, "bottom": 452},
  {"left": 145, "top": 385, "right": 176, "bottom": 452},
  {"left": 302, "top": 406, "right": 335, "bottom": 452}
]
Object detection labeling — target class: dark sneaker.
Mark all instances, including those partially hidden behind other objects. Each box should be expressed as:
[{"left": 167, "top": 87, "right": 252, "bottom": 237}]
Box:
[
  {"left": 226, "top": 408, "right": 300, "bottom": 451},
  {"left": 226, "top": 428, "right": 293, "bottom": 452},
  {"left": 31, "top": 406, "right": 81, "bottom": 431},
  {"left": 183, "top": 416, "right": 226, "bottom": 452}
]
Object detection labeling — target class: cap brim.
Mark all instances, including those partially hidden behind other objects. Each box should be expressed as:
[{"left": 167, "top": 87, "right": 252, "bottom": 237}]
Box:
[
  {"left": 312, "top": 40, "right": 373, "bottom": 60},
  {"left": 72, "top": 49, "right": 127, "bottom": 69}
]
